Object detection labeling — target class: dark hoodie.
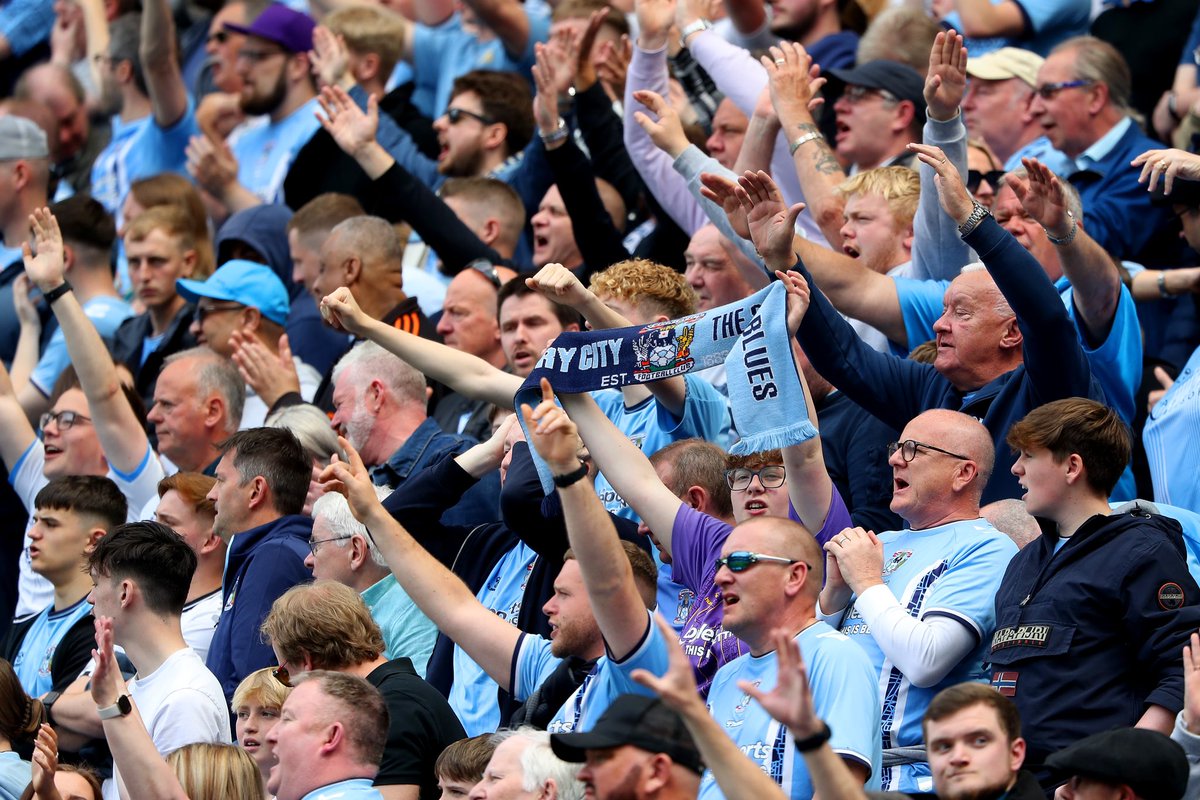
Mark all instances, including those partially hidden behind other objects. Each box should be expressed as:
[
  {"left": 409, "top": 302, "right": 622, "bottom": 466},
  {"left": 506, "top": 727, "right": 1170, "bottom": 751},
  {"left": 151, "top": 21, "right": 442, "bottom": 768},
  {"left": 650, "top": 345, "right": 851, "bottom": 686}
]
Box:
[{"left": 215, "top": 205, "right": 350, "bottom": 375}]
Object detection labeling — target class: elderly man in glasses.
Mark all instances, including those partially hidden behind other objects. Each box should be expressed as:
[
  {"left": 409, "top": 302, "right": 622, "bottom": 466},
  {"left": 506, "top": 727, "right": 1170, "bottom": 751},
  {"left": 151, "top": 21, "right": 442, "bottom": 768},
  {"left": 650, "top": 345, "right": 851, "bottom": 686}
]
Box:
[
  {"left": 1028, "top": 35, "right": 1178, "bottom": 264},
  {"left": 817, "top": 408, "right": 1017, "bottom": 794}
]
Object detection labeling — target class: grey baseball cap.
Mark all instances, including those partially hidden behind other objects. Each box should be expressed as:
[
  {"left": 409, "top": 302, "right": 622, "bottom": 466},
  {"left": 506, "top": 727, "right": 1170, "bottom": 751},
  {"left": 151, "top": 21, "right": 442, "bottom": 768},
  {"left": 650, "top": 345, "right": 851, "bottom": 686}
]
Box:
[{"left": 0, "top": 116, "right": 50, "bottom": 161}]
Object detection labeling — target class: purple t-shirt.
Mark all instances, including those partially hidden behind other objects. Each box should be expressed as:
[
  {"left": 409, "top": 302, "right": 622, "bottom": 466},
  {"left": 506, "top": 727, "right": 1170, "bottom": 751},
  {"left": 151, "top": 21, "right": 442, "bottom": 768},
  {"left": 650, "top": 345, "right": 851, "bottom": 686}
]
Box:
[{"left": 669, "top": 486, "right": 852, "bottom": 695}]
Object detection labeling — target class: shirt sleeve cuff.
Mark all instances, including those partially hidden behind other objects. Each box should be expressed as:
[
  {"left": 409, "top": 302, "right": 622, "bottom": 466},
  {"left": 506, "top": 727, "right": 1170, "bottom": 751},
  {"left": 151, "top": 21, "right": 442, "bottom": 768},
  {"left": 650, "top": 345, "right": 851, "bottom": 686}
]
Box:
[{"left": 849, "top": 583, "right": 901, "bottom": 626}]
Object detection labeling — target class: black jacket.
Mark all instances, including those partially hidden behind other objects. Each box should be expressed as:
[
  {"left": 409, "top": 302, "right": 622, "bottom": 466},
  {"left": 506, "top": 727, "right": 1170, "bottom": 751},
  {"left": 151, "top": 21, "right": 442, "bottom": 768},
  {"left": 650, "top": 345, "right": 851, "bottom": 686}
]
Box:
[{"left": 110, "top": 304, "right": 197, "bottom": 414}]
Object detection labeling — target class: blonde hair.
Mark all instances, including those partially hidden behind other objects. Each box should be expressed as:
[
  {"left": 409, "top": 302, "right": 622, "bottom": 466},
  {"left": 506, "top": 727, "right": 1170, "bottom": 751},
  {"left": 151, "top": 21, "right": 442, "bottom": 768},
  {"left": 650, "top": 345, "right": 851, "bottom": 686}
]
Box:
[
  {"left": 324, "top": 5, "right": 408, "bottom": 79},
  {"left": 124, "top": 206, "right": 211, "bottom": 279},
  {"left": 589, "top": 259, "right": 697, "bottom": 320},
  {"left": 836, "top": 166, "right": 920, "bottom": 229},
  {"left": 167, "top": 743, "right": 263, "bottom": 800},
  {"left": 231, "top": 667, "right": 291, "bottom": 713},
  {"left": 261, "top": 581, "right": 385, "bottom": 669}
]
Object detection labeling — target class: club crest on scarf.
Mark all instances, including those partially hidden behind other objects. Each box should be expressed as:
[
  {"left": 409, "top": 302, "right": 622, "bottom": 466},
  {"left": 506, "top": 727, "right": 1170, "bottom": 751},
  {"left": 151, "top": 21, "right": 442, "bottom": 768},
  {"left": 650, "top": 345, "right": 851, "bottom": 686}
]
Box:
[{"left": 633, "top": 323, "right": 697, "bottom": 381}]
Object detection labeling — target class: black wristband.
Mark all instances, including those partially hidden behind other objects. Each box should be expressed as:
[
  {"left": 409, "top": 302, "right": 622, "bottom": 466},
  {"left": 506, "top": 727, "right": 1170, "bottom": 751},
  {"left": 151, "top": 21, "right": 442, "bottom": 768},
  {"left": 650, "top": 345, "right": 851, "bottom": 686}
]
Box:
[
  {"left": 552, "top": 462, "right": 589, "bottom": 488},
  {"left": 794, "top": 722, "right": 832, "bottom": 752},
  {"left": 43, "top": 281, "right": 72, "bottom": 304}
]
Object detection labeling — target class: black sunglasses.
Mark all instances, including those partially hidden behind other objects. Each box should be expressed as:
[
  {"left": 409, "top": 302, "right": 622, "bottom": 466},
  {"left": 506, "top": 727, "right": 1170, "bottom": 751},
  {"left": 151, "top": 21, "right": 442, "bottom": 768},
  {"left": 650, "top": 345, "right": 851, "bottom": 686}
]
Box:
[
  {"left": 967, "top": 170, "right": 1005, "bottom": 194},
  {"left": 446, "top": 107, "right": 496, "bottom": 126},
  {"left": 272, "top": 665, "right": 292, "bottom": 687}
]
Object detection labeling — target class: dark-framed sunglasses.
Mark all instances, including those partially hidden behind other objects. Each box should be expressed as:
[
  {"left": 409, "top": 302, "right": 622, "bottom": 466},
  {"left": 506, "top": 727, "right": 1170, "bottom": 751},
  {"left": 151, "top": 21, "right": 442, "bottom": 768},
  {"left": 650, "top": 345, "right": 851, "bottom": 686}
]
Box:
[
  {"left": 967, "top": 170, "right": 1006, "bottom": 194},
  {"left": 446, "top": 107, "right": 496, "bottom": 126},
  {"left": 272, "top": 665, "right": 292, "bottom": 687}
]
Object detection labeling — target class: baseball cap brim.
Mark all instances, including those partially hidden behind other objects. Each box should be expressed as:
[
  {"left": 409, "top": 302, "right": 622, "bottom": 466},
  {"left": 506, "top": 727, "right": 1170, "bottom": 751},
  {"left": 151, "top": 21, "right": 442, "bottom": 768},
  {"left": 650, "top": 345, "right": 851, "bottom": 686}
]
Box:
[
  {"left": 176, "top": 277, "right": 238, "bottom": 305},
  {"left": 549, "top": 730, "right": 629, "bottom": 763}
]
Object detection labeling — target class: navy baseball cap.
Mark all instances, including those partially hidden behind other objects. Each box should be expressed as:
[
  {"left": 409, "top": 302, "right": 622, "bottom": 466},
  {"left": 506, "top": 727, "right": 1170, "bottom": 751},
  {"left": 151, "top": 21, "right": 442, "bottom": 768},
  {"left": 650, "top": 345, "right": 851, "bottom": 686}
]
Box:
[
  {"left": 177, "top": 260, "right": 291, "bottom": 326},
  {"left": 826, "top": 60, "right": 927, "bottom": 125},
  {"left": 224, "top": 3, "right": 315, "bottom": 54}
]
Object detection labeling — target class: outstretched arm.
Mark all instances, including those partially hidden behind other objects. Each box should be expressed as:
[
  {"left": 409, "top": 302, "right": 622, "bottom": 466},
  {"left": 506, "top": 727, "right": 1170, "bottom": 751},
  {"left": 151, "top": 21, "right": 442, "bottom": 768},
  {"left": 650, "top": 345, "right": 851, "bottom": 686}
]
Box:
[
  {"left": 321, "top": 287, "right": 522, "bottom": 409},
  {"left": 462, "top": 0, "right": 535, "bottom": 58},
  {"left": 522, "top": 380, "right": 650, "bottom": 660},
  {"left": 140, "top": 0, "right": 188, "bottom": 127},
  {"left": 22, "top": 209, "right": 151, "bottom": 475},
  {"left": 91, "top": 618, "right": 189, "bottom": 800},
  {"left": 1007, "top": 157, "right": 1120, "bottom": 344},
  {"left": 321, "top": 438, "right": 524, "bottom": 690}
]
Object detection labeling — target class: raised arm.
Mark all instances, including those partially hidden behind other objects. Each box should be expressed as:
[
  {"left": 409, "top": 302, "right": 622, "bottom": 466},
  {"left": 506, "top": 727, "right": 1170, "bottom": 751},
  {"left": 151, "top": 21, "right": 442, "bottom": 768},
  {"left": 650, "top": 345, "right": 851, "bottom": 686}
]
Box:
[
  {"left": 321, "top": 287, "right": 522, "bottom": 409},
  {"left": 1008, "top": 157, "right": 1120, "bottom": 344},
  {"left": 522, "top": 380, "right": 650, "bottom": 660},
  {"left": 945, "top": 0, "right": 1024, "bottom": 38},
  {"left": 90, "top": 618, "right": 190, "bottom": 800},
  {"left": 10, "top": 275, "right": 47, "bottom": 419},
  {"left": 22, "top": 209, "right": 151, "bottom": 474},
  {"left": 461, "top": 0, "right": 535, "bottom": 59},
  {"left": 140, "top": 0, "right": 189, "bottom": 127},
  {"left": 322, "top": 438, "right": 524, "bottom": 690}
]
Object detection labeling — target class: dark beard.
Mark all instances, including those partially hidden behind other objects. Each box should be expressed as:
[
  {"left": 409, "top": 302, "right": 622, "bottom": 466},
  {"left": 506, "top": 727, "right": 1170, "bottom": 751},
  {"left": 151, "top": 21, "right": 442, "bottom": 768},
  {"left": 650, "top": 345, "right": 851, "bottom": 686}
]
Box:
[
  {"left": 240, "top": 70, "right": 288, "bottom": 116},
  {"left": 943, "top": 782, "right": 1012, "bottom": 800},
  {"left": 769, "top": 8, "right": 818, "bottom": 44}
]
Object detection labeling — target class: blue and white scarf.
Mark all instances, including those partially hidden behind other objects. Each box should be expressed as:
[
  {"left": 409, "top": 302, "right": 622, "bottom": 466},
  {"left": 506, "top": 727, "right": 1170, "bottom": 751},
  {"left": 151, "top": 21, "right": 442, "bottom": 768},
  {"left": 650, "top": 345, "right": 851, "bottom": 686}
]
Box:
[{"left": 514, "top": 281, "right": 817, "bottom": 491}]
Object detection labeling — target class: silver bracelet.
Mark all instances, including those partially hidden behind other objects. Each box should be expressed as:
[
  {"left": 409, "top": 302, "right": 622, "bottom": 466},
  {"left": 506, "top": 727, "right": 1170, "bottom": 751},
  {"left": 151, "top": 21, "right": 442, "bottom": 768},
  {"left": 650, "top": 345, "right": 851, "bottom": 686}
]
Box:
[
  {"left": 788, "top": 132, "right": 824, "bottom": 156},
  {"left": 1044, "top": 210, "right": 1077, "bottom": 246}
]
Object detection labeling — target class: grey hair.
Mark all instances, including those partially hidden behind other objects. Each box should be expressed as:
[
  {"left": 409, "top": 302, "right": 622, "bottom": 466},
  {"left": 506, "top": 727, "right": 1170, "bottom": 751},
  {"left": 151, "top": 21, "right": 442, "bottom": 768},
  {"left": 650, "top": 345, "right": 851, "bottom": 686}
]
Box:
[
  {"left": 490, "top": 729, "right": 584, "bottom": 800},
  {"left": 1054, "top": 36, "right": 1134, "bottom": 117},
  {"left": 1003, "top": 167, "right": 1084, "bottom": 220},
  {"left": 331, "top": 341, "right": 427, "bottom": 408},
  {"left": 328, "top": 216, "right": 405, "bottom": 270},
  {"left": 265, "top": 403, "right": 343, "bottom": 464},
  {"left": 957, "top": 263, "right": 1014, "bottom": 318},
  {"left": 311, "top": 487, "right": 391, "bottom": 567},
  {"left": 164, "top": 346, "right": 246, "bottom": 433}
]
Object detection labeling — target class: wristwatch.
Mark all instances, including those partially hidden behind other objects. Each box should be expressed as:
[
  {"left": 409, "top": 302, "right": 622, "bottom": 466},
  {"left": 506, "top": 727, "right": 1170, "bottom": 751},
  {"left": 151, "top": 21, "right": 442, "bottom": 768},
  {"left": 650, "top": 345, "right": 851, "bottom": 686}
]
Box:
[
  {"left": 97, "top": 695, "right": 133, "bottom": 720},
  {"left": 957, "top": 202, "right": 990, "bottom": 238},
  {"left": 552, "top": 461, "right": 589, "bottom": 488},
  {"left": 42, "top": 690, "right": 61, "bottom": 724},
  {"left": 540, "top": 117, "right": 569, "bottom": 147},
  {"left": 679, "top": 18, "right": 712, "bottom": 48},
  {"left": 43, "top": 281, "right": 73, "bottom": 305}
]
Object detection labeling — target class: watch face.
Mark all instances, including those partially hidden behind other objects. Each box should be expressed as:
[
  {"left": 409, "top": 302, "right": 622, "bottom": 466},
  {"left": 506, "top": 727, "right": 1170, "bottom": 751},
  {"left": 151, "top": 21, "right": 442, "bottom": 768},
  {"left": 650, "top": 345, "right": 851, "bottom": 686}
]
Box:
[{"left": 117, "top": 695, "right": 132, "bottom": 714}]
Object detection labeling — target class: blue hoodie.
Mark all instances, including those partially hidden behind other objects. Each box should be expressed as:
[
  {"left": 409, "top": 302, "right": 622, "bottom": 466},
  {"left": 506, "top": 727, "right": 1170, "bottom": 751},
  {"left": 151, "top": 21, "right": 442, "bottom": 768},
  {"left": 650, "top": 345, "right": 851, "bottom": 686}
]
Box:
[{"left": 206, "top": 514, "right": 312, "bottom": 702}]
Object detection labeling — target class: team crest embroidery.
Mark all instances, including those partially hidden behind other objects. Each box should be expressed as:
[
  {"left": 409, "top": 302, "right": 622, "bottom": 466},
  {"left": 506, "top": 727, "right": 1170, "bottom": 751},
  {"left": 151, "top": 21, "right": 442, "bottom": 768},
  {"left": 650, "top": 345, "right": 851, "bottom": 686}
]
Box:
[
  {"left": 1158, "top": 582, "right": 1185, "bottom": 610},
  {"left": 674, "top": 589, "right": 696, "bottom": 624},
  {"left": 881, "top": 549, "right": 913, "bottom": 576},
  {"left": 633, "top": 324, "right": 696, "bottom": 381},
  {"left": 734, "top": 681, "right": 760, "bottom": 715}
]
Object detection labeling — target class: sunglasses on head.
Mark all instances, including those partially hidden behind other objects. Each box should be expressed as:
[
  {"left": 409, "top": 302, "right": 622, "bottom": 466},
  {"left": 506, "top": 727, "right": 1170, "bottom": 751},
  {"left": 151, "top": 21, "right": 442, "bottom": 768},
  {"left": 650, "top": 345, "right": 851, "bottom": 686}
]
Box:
[{"left": 272, "top": 665, "right": 292, "bottom": 687}]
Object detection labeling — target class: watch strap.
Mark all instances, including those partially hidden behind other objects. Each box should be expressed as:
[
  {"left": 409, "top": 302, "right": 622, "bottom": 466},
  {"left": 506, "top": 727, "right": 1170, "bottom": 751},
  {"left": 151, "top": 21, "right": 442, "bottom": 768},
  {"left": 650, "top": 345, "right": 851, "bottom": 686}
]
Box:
[
  {"left": 794, "top": 722, "right": 832, "bottom": 752},
  {"left": 97, "top": 695, "right": 132, "bottom": 720},
  {"left": 552, "top": 462, "right": 589, "bottom": 488},
  {"left": 957, "top": 202, "right": 990, "bottom": 238},
  {"left": 679, "top": 18, "right": 712, "bottom": 48},
  {"left": 43, "top": 281, "right": 73, "bottom": 305}
]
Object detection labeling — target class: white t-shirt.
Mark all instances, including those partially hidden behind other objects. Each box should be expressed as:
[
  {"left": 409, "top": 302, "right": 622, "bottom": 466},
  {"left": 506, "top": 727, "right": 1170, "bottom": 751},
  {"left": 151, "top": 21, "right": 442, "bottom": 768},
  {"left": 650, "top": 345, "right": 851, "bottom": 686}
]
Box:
[
  {"left": 181, "top": 591, "right": 223, "bottom": 663},
  {"left": 239, "top": 356, "right": 323, "bottom": 429},
  {"left": 103, "top": 647, "right": 231, "bottom": 800},
  {"left": 10, "top": 442, "right": 165, "bottom": 618}
]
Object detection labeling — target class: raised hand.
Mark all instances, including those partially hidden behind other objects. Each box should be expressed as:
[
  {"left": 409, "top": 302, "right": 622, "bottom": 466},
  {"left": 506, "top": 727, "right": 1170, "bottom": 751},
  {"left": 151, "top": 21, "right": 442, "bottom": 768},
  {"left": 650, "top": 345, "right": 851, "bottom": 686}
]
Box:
[
  {"left": 316, "top": 85, "right": 380, "bottom": 160},
  {"left": 319, "top": 436, "right": 385, "bottom": 523},
  {"left": 596, "top": 34, "right": 632, "bottom": 101},
  {"left": 22, "top": 208, "right": 67, "bottom": 291},
  {"left": 734, "top": 171, "right": 804, "bottom": 272},
  {"left": 778, "top": 270, "right": 811, "bottom": 335},
  {"left": 632, "top": 614, "right": 707, "bottom": 715},
  {"left": 13, "top": 274, "right": 41, "bottom": 331},
  {"left": 907, "top": 142, "right": 975, "bottom": 225},
  {"left": 1148, "top": 365, "right": 1175, "bottom": 413},
  {"left": 924, "top": 29, "right": 967, "bottom": 122},
  {"left": 635, "top": 0, "right": 677, "bottom": 48},
  {"left": 739, "top": 629, "right": 824, "bottom": 737},
  {"left": 230, "top": 331, "right": 301, "bottom": 407},
  {"left": 1007, "top": 157, "right": 1072, "bottom": 239},
  {"left": 185, "top": 134, "right": 239, "bottom": 198},
  {"left": 90, "top": 617, "right": 125, "bottom": 710},
  {"left": 525, "top": 263, "right": 592, "bottom": 309},
  {"left": 532, "top": 40, "right": 568, "bottom": 138},
  {"left": 519, "top": 378, "right": 582, "bottom": 474},
  {"left": 1183, "top": 630, "right": 1200, "bottom": 734},
  {"left": 824, "top": 526, "right": 884, "bottom": 595},
  {"left": 31, "top": 724, "right": 63, "bottom": 800},
  {"left": 320, "top": 287, "right": 372, "bottom": 336},
  {"left": 310, "top": 25, "right": 351, "bottom": 89},
  {"left": 762, "top": 41, "right": 819, "bottom": 126},
  {"left": 572, "top": 8, "right": 607, "bottom": 92},
  {"left": 632, "top": 89, "right": 691, "bottom": 159},
  {"left": 699, "top": 173, "right": 752, "bottom": 240},
  {"left": 1132, "top": 147, "right": 1200, "bottom": 196}
]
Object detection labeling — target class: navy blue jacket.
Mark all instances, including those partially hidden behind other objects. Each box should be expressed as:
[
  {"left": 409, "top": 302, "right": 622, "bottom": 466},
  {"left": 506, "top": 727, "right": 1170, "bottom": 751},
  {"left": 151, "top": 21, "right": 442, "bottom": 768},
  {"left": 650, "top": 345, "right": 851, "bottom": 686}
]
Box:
[
  {"left": 206, "top": 514, "right": 313, "bottom": 702},
  {"left": 794, "top": 216, "right": 1105, "bottom": 503},
  {"left": 987, "top": 508, "right": 1200, "bottom": 768}
]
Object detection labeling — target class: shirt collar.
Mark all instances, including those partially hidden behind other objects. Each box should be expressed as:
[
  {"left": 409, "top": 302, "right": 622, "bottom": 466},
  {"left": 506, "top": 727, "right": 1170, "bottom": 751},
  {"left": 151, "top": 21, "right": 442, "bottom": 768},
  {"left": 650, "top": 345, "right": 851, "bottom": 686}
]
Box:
[{"left": 1074, "top": 116, "right": 1132, "bottom": 175}]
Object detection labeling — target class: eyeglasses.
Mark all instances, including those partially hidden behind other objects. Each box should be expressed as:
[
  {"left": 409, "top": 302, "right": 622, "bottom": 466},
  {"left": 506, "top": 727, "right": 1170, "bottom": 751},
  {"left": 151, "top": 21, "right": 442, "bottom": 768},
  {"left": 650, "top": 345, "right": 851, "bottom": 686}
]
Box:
[
  {"left": 445, "top": 107, "right": 496, "bottom": 126},
  {"left": 467, "top": 258, "right": 503, "bottom": 289},
  {"left": 40, "top": 410, "right": 93, "bottom": 431},
  {"left": 842, "top": 85, "right": 898, "bottom": 104},
  {"left": 195, "top": 302, "right": 245, "bottom": 323},
  {"left": 724, "top": 466, "right": 786, "bottom": 491},
  {"left": 271, "top": 665, "right": 292, "bottom": 687},
  {"left": 967, "top": 169, "right": 1006, "bottom": 194},
  {"left": 715, "top": 551, "right": 808, "bottom": 572},
  {"left": 1032, "top": 79, "right": 1092, "bottom": 100},
  {"left": 237, "top": 48, "right": 286, "bottom": 64},
  {"left": 307, "top": 535, "right": 352, "bottom": 556},
  {"left": 887, "top": 440, "right": 970, "bottom": 463}
]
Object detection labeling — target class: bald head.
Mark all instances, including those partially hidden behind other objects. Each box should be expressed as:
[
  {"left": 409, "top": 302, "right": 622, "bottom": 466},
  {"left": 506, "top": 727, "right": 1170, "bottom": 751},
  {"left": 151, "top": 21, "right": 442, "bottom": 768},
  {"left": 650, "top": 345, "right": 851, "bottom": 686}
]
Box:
[
  {"left": 914, "top": 409, "right": 995, "bottom": 490},
  {"left": 890, "top": 410, "right": 994, "bottom": 529},
  {"left": 728, "top": 516, "right": 824, "bottom": 596},
  {"left": 14, "top": 63, "right": 88, "bottom": 161}
]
